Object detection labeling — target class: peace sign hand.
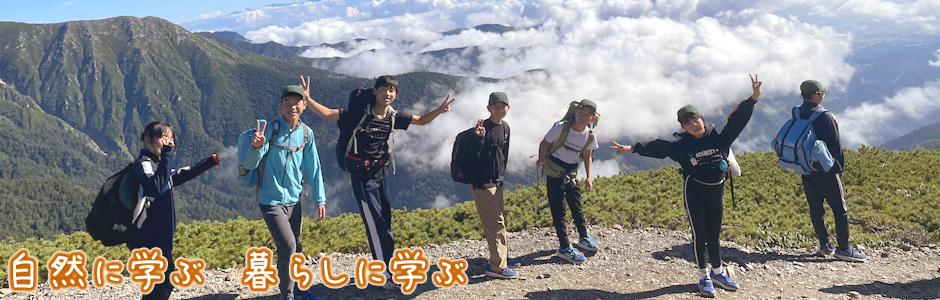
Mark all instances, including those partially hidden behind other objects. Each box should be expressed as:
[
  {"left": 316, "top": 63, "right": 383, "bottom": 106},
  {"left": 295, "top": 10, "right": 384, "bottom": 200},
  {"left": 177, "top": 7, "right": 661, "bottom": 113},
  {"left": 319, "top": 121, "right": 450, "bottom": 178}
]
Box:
[
  {"left": 474, "top": 119, "right": 486, "bottom": 137},
  {"left": 252, "top": 120, "right": 266, "bottom": 150},
  {"left": 750, "top": 74, "right": 762, "bottom": 101},
  {"left": 438, "top": 95, "right": 456, "bottom": 112},
  {"left": 609, "top": 140, "right": 633, "bottom": 155}
]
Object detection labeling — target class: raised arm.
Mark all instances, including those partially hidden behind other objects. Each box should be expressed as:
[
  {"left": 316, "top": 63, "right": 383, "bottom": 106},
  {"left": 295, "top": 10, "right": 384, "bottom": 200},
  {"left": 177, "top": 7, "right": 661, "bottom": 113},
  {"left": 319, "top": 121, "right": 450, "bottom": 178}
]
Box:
[
  {"left": 301, "top": 76, "right": 340, "bottom": 121},
  {"left": 411, "top": 95, "right": 455, "bottom": 126},
  {"left": 717, "top": 74, "right": 760, "bottom": 146}
]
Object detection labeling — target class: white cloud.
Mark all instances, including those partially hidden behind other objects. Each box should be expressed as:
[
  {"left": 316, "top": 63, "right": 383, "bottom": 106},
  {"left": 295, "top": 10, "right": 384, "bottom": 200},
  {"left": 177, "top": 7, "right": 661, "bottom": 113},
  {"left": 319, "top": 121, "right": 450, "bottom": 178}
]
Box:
[
  {"left": 930, "top": 48, "right": 940, "bottom": 67},
  {"left": 192, "top": 11, "right": 224, "bottom": 22},
  {"left": 431, "top": 194, "right": 460, "bottom": 208},
  {"left": 839, "top": 79, "right": 940, "bottom": 147},
  {"left": 61, "top": 1, "right": 76, "bottom": 7},
  {"left": 181, "top": 0, "right": 940, "bottom": 177}
]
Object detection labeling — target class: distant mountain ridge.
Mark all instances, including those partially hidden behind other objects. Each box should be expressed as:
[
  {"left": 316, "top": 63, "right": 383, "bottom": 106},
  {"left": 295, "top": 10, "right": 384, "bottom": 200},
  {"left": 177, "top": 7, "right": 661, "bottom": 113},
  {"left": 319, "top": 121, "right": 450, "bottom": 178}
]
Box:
[{"left": 881, "top": 121, "right": 940, "bottom": 150}]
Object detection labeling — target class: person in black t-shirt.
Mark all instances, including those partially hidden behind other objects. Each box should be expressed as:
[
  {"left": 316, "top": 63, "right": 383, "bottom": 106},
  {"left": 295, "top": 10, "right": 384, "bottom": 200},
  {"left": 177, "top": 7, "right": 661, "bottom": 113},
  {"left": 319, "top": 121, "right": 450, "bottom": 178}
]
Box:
[
  {"left": 302, "top": 75, "right": 455, "bottom": 290},
  {"left": 455, "top": 92, "right": 519, "bottom": 279}
]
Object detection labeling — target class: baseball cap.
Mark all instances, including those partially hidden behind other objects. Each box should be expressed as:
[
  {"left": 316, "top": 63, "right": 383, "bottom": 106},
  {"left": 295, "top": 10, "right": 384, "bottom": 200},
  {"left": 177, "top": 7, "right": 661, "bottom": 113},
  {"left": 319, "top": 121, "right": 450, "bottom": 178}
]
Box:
[
  {"left": 677, "top": 104, "right": 699, "bottom": 122},
  {"left": 281, "top": 85, "right": 307, "bottom": 100},
  {"left": 488, "top": 92, "right": 509, "bottom": 106},
  {"left": 800, "top": 80, "right": 829, "bottom": 95},
  {"left": 579, "top": 99, "right": 597, "bottom": 112}
]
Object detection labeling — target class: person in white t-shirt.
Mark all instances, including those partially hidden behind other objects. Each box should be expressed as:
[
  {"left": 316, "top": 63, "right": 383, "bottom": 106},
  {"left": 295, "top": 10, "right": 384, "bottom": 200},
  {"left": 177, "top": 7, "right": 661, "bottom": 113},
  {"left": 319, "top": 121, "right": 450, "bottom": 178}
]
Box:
[{"left": 535, "top": 99, "right": 600, "bottom": 264}]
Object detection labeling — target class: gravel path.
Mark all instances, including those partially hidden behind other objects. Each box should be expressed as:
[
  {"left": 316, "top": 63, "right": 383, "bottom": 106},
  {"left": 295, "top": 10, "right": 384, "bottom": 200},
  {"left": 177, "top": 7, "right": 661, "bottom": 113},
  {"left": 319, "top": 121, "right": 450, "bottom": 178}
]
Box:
[{"left": 3, "top": 225, "right": 939, "bottom": 299}]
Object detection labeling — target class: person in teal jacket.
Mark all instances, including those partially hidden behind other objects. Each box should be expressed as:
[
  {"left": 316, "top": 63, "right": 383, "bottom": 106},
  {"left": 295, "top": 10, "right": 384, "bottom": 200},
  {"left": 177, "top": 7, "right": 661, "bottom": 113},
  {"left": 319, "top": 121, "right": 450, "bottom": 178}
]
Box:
[{"left": 242, "top": 85, "right": 326, "bottom": 300}]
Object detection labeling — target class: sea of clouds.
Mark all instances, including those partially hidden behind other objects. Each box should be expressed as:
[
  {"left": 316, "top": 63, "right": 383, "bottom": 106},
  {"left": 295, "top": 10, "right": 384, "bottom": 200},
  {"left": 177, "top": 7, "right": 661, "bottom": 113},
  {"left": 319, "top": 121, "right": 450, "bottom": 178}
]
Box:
[{"left": 183, "top": 0, "right": 940, "bottom": 177}]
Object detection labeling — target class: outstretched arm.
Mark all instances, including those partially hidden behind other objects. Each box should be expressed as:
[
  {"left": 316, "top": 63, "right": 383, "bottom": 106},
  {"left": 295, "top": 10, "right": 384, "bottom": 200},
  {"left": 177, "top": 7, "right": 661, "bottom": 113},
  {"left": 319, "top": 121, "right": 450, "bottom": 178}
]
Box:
[
  {"left": 411, "top": 95, "right": 455, "bottom": 126},
  {"left": 301, "top": 76, "right": 340, "bottom": 121},
  {"left": 172, "top": 154, "right": 220, "bottom": 186}
]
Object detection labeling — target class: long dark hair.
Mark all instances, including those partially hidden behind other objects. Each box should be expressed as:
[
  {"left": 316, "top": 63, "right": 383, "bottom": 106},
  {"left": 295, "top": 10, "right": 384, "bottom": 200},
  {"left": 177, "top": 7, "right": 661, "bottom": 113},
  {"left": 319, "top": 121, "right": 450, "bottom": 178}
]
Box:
[{"left": 140, "top": 121, "right": 177, "bottom": 150}]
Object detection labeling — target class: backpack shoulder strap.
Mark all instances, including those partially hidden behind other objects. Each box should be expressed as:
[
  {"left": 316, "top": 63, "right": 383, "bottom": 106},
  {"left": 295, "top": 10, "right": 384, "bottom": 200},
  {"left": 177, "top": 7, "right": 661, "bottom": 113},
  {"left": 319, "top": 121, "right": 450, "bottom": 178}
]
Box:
[
  {"left": 548, "top": 121, "right": 572, "bottom": 156},
  {"left": 791, "top": 106, "right": 800, "bottom": 120},
  {"left": 807, "top": 108, "right": 828, "bottom": 122}
]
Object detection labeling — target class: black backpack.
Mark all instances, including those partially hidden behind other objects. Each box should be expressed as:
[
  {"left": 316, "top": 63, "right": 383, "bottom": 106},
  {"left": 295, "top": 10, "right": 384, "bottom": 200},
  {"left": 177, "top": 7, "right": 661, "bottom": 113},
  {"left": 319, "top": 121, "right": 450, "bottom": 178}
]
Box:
[
  {"left": 85, "top": 158, "right": 145, "bottom": 246},
  {"left": 450, "top": 127, "right": 477, "bottom": 184},
  {"left": 335, "top": 87, "right": 398, "bottom": 173}
]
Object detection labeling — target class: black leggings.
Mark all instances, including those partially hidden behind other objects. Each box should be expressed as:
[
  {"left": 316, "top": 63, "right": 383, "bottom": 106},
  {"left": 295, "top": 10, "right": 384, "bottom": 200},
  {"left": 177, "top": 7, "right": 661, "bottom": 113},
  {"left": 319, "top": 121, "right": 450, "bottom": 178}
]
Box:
[{"left": 683, "top": 175, "right": 724, "bottom": 269}]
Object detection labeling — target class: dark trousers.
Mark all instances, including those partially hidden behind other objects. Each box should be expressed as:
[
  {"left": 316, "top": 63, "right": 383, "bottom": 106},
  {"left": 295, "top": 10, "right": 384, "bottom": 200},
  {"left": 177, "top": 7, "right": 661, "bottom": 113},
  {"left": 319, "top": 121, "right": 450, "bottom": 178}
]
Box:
[
  {"left": 127, "top": 243, "right": 174, "bottom": 299},
  {"left": 351, "top": 175, "right": 396, "bottom": 266},
  {"left": 802, "top": 175, "right": 850, "bottom": 249},
  {"left": 546, "top": 175, "right": 587, "bottom": 249},
  {"left": 683, "top": 176, "right": 724, "bottom": 269},
  {"left": 260, "top": 202, "right": 305, "bottom": 299}
]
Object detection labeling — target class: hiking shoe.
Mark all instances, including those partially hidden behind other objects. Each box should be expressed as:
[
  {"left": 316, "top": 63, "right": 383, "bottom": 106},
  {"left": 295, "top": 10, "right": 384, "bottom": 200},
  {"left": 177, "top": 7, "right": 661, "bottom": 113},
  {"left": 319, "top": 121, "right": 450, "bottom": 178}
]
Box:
[
  {"left": 485, "top": 266, "right": 519, "bottom": 279},
  {"left": 576, "top": 235, "right": 599, "bottom": 252},
  {"left": 711, "top": 271, "right": 739, "bottom": 291},
  {"left": 834, "top": 247, "right": 867, "bottom": 262},
  {"left": 555, "top": 244, "right": 586, "bottom": 264},
  {"left": 299, "top": 291, "right": 327, "bottom": 300},
  {"left": 698, "top": 277, "right": 716, "bottom": 297},
  {"left": 816, "top": 242, "right": 835, "bottom": 257},
  {"left": 507, "top": 257, "right": 521, "bottom": 269}
]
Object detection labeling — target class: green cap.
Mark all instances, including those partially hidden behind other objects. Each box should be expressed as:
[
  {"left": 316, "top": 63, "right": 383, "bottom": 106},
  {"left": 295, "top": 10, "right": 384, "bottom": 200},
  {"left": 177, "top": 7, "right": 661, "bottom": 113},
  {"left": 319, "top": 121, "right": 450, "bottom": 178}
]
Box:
[
  {"left": 677, "top": 104, "right": 699, "bottom": 122},
  {"left": 579, "top": 99, "right": 597, "bottom": 112},
  {"left": 281, "top": 85, "right": 307, "bottom": 100},
  {"left": 800, "top": 80, "right": 829, "bottom": 95},
  {"left": 488, "top": 92, "right": 509, "bottom": 106}
]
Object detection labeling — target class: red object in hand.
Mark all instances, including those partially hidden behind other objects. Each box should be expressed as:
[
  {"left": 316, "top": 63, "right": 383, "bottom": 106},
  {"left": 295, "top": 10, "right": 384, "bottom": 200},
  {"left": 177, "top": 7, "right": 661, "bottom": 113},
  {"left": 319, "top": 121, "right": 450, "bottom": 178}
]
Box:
[{"left": 212, "top": 154, "right": 220, "bottom": 164}]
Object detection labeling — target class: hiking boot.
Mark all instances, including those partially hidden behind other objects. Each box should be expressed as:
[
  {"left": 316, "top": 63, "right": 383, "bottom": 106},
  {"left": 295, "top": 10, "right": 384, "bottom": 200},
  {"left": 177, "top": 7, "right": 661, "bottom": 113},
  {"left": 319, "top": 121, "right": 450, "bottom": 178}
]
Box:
[
  {"left": 507, "top": 257, "right": 521, "bottom": 269},
  {"left": 555, "top": 244, "right": 586, "bottom": 264},
  {"left": 816, "top": 242, "right": 835, "bottom": 257},
  {"left": 698, "top": 277, "right": 716, "bottom": 297},
  {"left": 576, "top": 235, "right": 599, "bottom": 252},
  {"left": 834, "top": 247, "right": 867, "bottom": 262},
  {"left": 485, "top": 266, "right": 519, "bottom": 279},
  {"left": 711, "top": 271, "right": 739, "bottom": 291}
]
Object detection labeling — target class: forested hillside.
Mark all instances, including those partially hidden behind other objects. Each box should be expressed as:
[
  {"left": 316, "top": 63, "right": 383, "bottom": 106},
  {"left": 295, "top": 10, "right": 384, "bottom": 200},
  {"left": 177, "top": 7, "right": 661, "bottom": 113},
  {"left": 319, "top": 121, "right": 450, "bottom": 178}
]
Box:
[
  {"left": 0, "top": 16, "right": 478, "bottom": 240},
  {"left": 1, "top": 148, "right": 937, "bottom": 282}
]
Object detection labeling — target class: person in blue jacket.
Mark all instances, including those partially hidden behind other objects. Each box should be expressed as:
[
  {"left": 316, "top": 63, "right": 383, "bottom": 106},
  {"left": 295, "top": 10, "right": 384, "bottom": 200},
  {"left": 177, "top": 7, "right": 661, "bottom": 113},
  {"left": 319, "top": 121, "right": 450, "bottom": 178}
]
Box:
[
  {"left": 242, "top": 85, "right": 327, "bottom": 300},
  {"left": 610, "top": 75, "right": 761, "bottom": 297},
  {"left": 128, "top": 121, "right": 219, "bottom": 300}
]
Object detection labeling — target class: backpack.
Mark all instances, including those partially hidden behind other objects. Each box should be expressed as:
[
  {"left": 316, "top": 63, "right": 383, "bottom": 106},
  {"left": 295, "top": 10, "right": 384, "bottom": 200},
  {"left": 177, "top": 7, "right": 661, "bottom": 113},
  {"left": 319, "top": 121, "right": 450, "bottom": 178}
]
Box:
[
  {"left": 772, "top": 107, "right": 835, "bottom": 175},
  {"left": 450, "top": 127, "right": 477, "bottom": 184},
  {"left": 544, "top": 101, "right": 600, "bottom": 178},
  {"left": 237, "top": 119, "right": 310, "bottom": 189},
  {"left": 85, "top": 157, "right": 146, "bottom": 246},
  {"left": 335, "top": 87, "right": 398, "bottom": 174}
]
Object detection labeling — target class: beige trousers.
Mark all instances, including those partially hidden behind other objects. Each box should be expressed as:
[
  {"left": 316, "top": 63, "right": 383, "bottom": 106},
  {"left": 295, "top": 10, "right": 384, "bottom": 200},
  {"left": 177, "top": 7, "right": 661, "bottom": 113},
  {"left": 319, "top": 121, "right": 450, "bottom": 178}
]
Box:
[{"left": 470, "top": 184, "right": 508, "bottom": 270}]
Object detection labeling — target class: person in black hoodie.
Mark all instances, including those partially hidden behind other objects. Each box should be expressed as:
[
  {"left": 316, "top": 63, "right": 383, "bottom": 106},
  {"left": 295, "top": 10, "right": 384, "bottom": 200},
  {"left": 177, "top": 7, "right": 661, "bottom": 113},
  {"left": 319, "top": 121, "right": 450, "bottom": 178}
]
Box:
[
  {"left": 610, "top": 75, "right": 760, "bottom": 297},
  {"left": 456, "top": 92, "right": 521, "bottom": 279},
  {"left": 797, "top": 80, "right": 866, "bottom": 262},
  {"left": 127, "top": 121, "right": 219, "bottom": 300}
]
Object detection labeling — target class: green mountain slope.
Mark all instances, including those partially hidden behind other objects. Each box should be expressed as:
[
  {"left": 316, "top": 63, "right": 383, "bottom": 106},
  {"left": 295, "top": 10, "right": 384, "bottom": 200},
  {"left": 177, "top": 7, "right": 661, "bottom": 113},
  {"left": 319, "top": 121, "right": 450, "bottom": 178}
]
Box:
[
  {"left": 0, "top": 16, "right": 474, "bottom": 240},
  {"left": 881, "top": 121, "right": 940, "bottom": 150}
]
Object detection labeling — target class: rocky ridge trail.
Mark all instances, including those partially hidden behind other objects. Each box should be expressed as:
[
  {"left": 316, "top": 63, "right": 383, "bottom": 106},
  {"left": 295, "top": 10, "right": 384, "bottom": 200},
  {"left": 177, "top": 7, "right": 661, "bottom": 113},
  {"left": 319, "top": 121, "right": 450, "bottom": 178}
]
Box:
[{"left": 3, "top": 225, "right": 939, "bottom": 299}]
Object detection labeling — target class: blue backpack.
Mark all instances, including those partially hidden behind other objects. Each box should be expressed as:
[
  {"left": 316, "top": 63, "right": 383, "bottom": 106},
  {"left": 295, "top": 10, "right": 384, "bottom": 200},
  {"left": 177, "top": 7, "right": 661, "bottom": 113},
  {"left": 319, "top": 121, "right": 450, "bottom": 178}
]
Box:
[
  {"left": 236, "top": 119, "right": 309, "bottom": 189},
  {"left": 772, "top": 107, "right": 835, "bottom": 175}
]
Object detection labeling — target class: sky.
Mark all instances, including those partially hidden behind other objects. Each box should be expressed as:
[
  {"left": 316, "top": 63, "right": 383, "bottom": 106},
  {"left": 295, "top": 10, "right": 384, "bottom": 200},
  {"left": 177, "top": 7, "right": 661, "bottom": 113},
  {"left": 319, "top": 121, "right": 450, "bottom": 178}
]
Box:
[
  {"left": 0, "top": 0, "right": 268, "bottom": 24},
  {"left": 2, "top": 0, "right": 940, "bottom": 189}
]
